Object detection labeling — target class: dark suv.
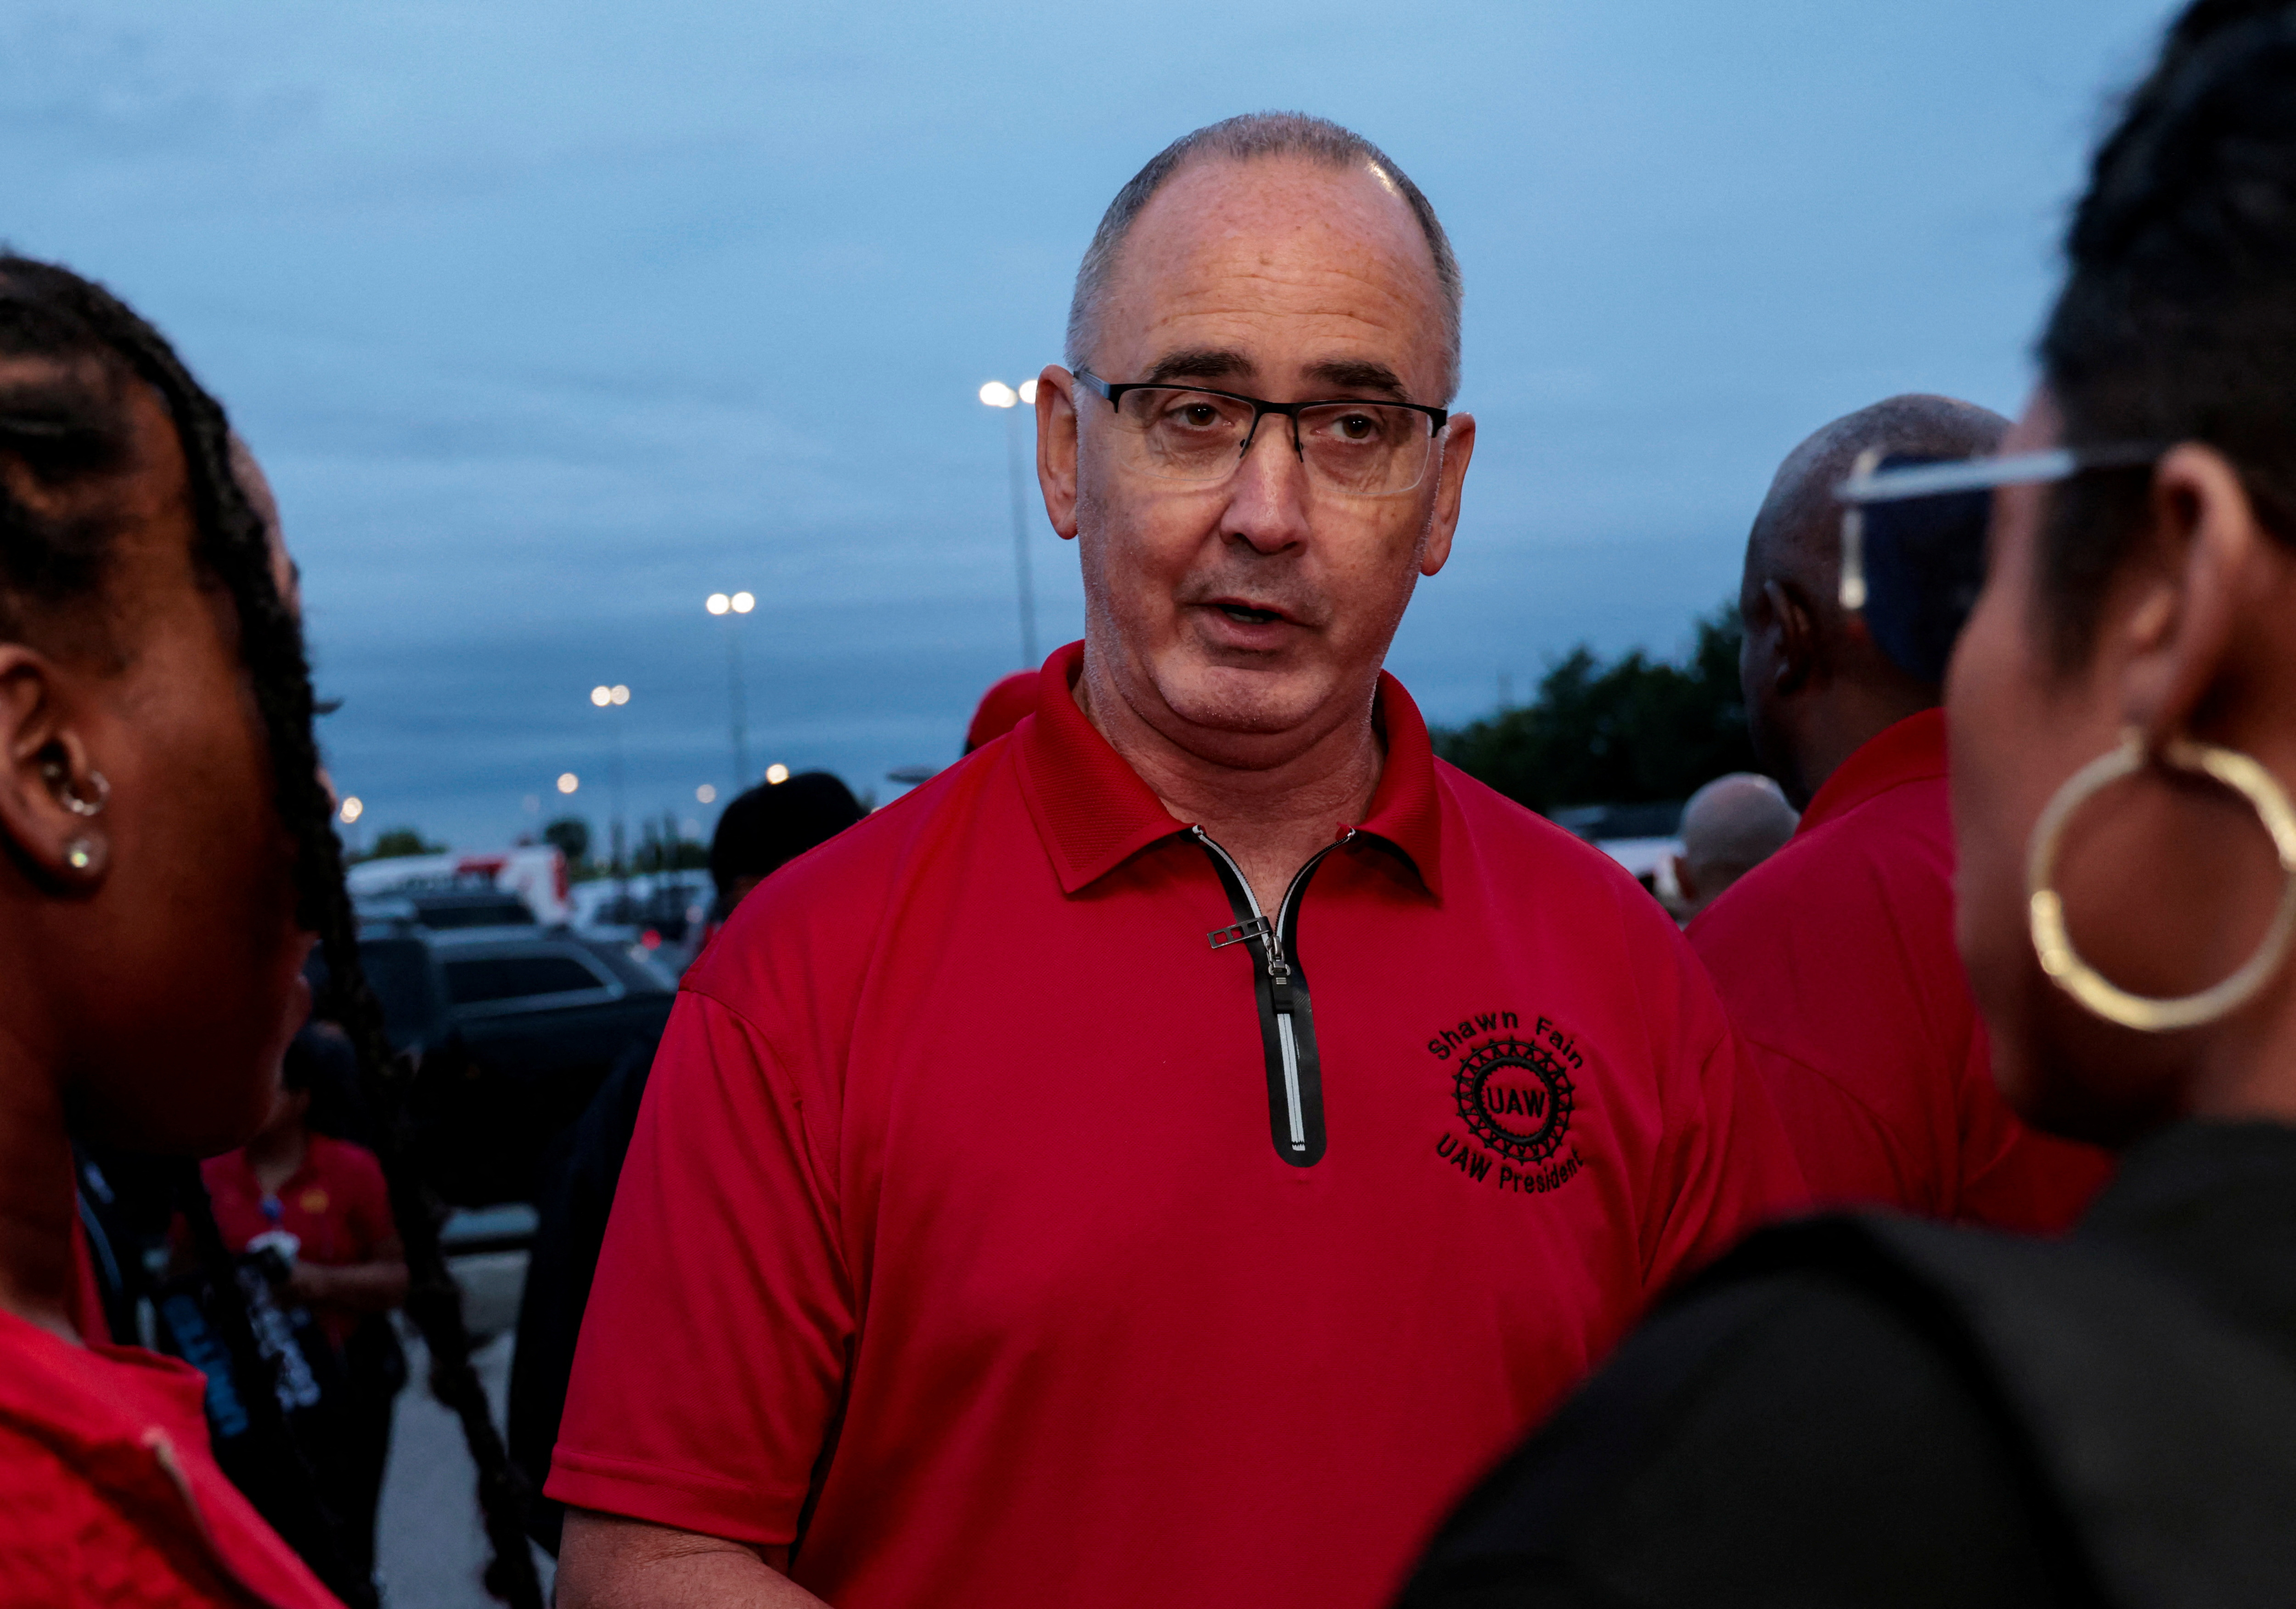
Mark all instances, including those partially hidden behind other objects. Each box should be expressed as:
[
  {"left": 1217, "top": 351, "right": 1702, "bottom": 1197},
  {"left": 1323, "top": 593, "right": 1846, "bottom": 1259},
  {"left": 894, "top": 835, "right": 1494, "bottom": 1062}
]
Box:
[{"left": 345, "top": 922, "right": 676, "bottom": 1206}]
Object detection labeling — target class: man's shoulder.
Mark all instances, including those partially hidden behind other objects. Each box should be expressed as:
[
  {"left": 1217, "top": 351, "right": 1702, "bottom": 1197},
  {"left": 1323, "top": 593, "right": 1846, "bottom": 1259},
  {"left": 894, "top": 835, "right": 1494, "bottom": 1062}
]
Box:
[
  {"left": 1692, "top": 768, "right": 1953, "bottom": 949},
  {"left": 1430, "top": 758, "right": 1658, "bottom": 891}
]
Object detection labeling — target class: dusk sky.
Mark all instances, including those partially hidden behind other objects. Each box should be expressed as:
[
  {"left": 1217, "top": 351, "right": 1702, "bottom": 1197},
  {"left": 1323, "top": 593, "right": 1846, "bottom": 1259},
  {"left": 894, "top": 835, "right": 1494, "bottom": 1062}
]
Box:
[{"left": 4, "top": 0, "right": 2181, "bottom": 847}]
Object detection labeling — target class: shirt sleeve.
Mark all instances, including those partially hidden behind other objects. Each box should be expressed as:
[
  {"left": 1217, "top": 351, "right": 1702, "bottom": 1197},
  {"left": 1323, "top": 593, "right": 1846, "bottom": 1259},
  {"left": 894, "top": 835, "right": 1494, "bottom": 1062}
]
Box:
[{"left": 546, "top": 988, "right": 853, "bottom": 1547}]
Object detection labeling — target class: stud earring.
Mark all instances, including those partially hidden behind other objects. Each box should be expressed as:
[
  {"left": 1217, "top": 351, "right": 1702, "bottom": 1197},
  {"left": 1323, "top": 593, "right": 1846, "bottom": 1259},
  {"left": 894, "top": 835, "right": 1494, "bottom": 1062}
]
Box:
[{"left": 63, "top": 835, "right": 106, "bottom": 876}]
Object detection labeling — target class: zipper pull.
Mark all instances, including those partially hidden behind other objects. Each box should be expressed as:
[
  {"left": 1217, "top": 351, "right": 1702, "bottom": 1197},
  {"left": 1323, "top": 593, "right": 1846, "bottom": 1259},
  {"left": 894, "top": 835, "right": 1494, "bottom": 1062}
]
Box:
[
  {"left": 1207, "top": 916, "right": 1272, "bottom": 951},
  {"left": 1268, "top": 962, "right": 1295, "bottom": 1014}
]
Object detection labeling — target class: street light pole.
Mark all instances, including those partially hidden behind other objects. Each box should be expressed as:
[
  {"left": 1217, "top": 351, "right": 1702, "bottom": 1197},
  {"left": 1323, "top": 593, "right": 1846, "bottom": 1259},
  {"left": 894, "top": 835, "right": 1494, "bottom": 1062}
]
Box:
[
  {"left": 980, "top": 380, "right": 1041, "bottom": 668},
  {"left": 707, "top": 590, "right": 755, "bottom": 791},
  {"left": 591, "top": 682, "right": 632, "bottom": 899}
]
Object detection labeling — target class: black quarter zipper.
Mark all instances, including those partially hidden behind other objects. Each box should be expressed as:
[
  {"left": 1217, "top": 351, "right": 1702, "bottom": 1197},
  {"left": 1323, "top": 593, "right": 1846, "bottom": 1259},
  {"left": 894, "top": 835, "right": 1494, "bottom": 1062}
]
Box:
[{"left": 1196, "top": 827, "right": 1355, "bottom": 1167}]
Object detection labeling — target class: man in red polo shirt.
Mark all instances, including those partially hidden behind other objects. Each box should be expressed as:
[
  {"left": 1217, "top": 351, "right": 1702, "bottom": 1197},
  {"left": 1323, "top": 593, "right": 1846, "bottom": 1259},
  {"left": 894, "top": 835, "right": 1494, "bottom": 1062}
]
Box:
[
  {"left": 1692, "top": 395, "right": 2112, "bottom": 1228},
  {"left": 551, "top": 113, "right": 1804, "bottom": 1609}
]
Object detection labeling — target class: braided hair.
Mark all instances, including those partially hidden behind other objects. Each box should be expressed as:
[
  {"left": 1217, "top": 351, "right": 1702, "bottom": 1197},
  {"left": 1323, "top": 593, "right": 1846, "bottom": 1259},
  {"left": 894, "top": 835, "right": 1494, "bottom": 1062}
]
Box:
[
  {"left": 0, "top": 253, "right": 542, "bottom": 1608},
  {"left": 2034, "top": 0, "right": 2296, "bottom": 662}
]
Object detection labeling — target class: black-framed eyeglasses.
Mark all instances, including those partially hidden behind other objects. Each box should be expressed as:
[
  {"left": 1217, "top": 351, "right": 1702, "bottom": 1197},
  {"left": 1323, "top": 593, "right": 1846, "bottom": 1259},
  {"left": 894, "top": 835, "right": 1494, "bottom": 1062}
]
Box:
[
  {"left": 1830, "top": 442, "right": 2161, "bottom": 684},
  {"left": 1077, "top": 370, "right": 1450, "bottom": 499}
]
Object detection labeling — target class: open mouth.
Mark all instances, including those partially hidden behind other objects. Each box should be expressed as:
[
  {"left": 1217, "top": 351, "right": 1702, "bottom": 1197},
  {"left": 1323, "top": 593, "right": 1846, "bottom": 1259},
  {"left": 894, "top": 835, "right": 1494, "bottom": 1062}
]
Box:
[{"left": 1216, "top": 602, "right": 1286, "bottom": 626}]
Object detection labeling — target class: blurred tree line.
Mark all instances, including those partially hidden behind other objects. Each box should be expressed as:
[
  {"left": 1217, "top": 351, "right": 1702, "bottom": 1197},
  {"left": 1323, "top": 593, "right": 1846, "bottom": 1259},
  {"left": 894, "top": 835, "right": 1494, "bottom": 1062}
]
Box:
[
  {"left": 1432, "top": 602, "right": 1770, "bottom": 815},
  {"left": 544, "top": 814, "right": 708, "bottom": 881}
]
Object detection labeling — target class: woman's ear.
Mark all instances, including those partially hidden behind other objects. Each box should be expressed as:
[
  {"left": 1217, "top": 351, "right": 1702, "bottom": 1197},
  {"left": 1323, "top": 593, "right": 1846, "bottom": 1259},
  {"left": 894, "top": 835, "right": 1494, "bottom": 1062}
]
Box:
[
  {"left": 2119, "top": 443, "right": 2274, "bottom": 752},
  {"left": 0, "top": 646, "right": 111, "bottom": 889}
]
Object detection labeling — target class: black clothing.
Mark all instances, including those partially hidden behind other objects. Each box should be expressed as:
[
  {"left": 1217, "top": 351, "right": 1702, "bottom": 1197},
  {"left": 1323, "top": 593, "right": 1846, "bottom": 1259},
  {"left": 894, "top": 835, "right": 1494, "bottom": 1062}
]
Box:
[
  {"left": 1397, "top": 1122, "right": 2296, "bottom": 1609},
  {"left": 506, "top": 1039, "right": 653, "bottom": 1553}
]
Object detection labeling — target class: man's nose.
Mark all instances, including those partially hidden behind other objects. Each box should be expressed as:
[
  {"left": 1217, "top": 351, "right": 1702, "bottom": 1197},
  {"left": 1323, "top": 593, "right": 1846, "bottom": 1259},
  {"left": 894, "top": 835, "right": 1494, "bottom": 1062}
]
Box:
[{"left": 1224, "top": 413, "right": 1313, "bottom": 550}]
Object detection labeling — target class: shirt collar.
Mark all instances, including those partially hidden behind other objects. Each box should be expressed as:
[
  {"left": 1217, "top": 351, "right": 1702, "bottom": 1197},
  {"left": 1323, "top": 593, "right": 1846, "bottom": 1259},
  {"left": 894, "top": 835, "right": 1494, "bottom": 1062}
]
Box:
[
  {"left": 1797, "top": 706, "right": 1948, "bottom": 836},
  {"left": 1014, "top": 640, "right": 1443, "bottom": 898}
]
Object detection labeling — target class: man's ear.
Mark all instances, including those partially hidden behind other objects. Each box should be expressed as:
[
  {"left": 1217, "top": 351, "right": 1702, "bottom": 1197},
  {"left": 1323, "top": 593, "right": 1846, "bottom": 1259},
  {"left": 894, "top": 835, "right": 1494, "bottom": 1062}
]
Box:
[
  {"left": 1764, "top": 579, "right": 1818, "bottom": 697},
  {"left": 1036, "top": 365, "right": 1081, "bottom": 541},
  {"left": 2119, "top": 443, "right": 2272, "bottom": 753},
  {"left": 0, "top": 645, "right": 110, "bottom": 889},
  {"left": 1419, "top": 413, "right": 1476, "bottom": 577}
]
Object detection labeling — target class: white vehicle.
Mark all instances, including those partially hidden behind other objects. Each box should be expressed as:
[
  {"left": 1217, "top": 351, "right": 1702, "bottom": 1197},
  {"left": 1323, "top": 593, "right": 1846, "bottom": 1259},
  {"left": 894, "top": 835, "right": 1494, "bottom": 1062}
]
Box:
[{"left": 345, "top": 846, "right": 572, "bottom": 925}]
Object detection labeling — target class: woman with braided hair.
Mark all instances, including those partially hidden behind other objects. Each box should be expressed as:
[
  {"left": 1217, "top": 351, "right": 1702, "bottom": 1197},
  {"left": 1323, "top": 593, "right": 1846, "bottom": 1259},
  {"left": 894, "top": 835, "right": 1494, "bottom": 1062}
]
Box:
[{"left": 0, "top": 253, "right": 540, "bottom": 1608}]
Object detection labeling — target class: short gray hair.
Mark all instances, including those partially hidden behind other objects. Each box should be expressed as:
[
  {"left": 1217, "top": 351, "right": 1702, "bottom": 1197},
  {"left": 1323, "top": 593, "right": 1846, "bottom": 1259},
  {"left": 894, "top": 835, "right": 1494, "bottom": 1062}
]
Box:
[{"left": 1064, "top": 112, "right": 1463, "bottom": 402}]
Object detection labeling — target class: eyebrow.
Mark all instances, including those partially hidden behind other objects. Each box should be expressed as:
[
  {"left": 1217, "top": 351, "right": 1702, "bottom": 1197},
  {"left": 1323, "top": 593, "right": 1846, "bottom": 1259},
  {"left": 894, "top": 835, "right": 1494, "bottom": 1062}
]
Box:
[
  {"left": 1140, "top": 347, "right": 1255, "bottom": 386},
  {"left": 1301, "top": 358, "right": 1409, "bottom": 401},
  {"left": 1135, "top": 349, "right": 1415, "bottom": 402}
]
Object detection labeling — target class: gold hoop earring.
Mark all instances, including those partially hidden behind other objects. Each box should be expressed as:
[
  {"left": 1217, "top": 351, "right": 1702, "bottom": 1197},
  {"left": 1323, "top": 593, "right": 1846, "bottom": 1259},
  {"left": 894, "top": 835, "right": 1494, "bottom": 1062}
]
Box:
[{"left": 2027, "top": 728, "right": 2296, "bottom": 1032}]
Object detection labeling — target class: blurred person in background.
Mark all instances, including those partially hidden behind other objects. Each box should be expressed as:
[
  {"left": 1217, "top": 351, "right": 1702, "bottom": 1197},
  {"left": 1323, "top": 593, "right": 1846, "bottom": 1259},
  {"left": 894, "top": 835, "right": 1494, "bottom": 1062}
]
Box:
[
  {"left": 964, "top": 668, "right": 1039, "bottom": 751},
  {"left": 552, "top": 112, "right": 1801, "bottom": 1609},
  {"left": 1668, "top": 772, "right": 1797, "bottom": 921},
  {"left": 1400, "top": 6, "right": 2296, "bottom": 1601},
  {"left": 700, "top": 770, "right": 867, "bottom": 933},
  {"left": 1692, "top": 394, "right": 2114, "bottom": 1229},
  {"left": 0, "top": 254, "right": 344, "bottom": 1604},
  {"left": 189, "top": 1031, "right": 408, "bottom": 1581},
  {"left": 509, "top": 766, "right": 868, "bottom": 1554}
]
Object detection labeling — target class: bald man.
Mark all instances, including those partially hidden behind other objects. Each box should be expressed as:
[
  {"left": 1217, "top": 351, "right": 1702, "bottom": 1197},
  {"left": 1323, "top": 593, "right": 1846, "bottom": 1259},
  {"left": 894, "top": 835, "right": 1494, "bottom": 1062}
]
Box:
[
  {"left": 1670, "top": 773, "right": 1796, "bottom": 921},
  {"left": 1689, "top": 395, "right": 2113, "bottom": 1229},
  {"left": 550, "top": 113, "right": 1802, "bottom": 1609}
]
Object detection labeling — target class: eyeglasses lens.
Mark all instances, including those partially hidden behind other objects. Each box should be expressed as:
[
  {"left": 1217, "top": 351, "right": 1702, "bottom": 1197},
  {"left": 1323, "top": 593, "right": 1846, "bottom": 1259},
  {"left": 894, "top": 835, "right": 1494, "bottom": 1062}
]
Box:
[{"left": 1113, "top": 387, "right": 1435, "bottom": 496}]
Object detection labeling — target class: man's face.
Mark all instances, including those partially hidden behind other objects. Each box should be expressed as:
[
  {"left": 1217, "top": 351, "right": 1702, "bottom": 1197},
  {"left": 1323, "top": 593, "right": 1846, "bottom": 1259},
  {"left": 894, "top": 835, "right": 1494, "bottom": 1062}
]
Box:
[{"left": 1041, "top": 155, "right": 1474, "bottom": 762}]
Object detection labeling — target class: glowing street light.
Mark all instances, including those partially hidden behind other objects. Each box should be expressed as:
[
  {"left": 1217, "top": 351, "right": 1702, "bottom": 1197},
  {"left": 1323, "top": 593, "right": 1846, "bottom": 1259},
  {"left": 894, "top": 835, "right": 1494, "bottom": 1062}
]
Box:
[
  {"left": 338, "top": 796, "right": 364, "bottom": 825},
  {"left": 979, "top": 376, "right": 1041, "bottom": 666},
  {"left": 707, "top": 590, "right": 755, "bottom": 790},
  {"left": 557, "top": 773, "right": 579, "bottom": 794},
  {"left": 696, "top": 784, "right": 718, "bottom": 805},
  {"left": 589, "top": 684, "right": 634, "bottom": 886},
  {"left": 765, "top": 763, "right": 790, "bottom": 785}
]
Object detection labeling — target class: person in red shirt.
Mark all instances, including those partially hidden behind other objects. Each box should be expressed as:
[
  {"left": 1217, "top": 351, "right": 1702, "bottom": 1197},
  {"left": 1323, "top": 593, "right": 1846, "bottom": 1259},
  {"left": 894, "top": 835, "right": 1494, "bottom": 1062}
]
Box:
[
  {"left": 195, "top": 1035, "right": 408, "bottom": 1576},
  {"left": 200, "top": 1049, "right": 407, "bottom": 1356},
  {"left": 1692, "top": 393, "right": 2112, "bottom": 1228},
  {"left": 0, "top": 255, "right": 343, "bottom": 1605},
  {"left": 550, "top": 114, "right": 1805, "bottom": 1609},
  {"left": 963, "top": 668, "right": 1038, "bottom": 751}
]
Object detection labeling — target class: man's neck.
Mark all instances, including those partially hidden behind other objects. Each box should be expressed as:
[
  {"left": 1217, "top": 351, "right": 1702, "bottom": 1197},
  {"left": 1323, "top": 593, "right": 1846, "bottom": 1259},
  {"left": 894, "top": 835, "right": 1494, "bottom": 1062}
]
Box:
[
  {"left": 1790, "top": 690, "right": 1936, "bottom": 808},
  {"left": 0, "top": 1024, "right": 83, "bottom": 1343},
  {"left": 1077, "top": 654, "right": 1384, "bottom": 913}
]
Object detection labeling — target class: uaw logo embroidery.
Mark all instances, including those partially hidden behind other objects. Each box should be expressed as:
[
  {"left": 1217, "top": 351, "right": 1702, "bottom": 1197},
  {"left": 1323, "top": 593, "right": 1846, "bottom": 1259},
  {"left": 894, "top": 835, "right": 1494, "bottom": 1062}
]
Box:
[
  {"left": 1427, "top": 1009, "right": 1586, "bottom": 1197},
  {"left": 1455, "top": 1038, "right": 1573, "bottom": 1163}
]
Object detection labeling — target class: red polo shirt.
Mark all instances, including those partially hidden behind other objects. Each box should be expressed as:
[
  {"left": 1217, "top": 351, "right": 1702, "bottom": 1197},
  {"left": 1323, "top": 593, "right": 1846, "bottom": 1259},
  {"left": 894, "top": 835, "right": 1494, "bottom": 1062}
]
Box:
[
  {"left": 1689, "top": 708, "right": 2112, "bottom": 1229},
  {"left": 201, "top": 1135, "right": 398, "bottom": 1350},
  {"left": 550, "top": 642, "right": 1804, "bottom": 1609},
  {"left": 0, "top": 1308, "right": 341, "bottom": 1607}
]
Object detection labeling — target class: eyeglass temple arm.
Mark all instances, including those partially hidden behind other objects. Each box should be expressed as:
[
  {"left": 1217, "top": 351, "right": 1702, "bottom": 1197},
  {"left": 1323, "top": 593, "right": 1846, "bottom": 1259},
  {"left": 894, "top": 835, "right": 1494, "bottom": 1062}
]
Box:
[{"left": 1836, "top": 443, "right": 2160, "bottom": 505}]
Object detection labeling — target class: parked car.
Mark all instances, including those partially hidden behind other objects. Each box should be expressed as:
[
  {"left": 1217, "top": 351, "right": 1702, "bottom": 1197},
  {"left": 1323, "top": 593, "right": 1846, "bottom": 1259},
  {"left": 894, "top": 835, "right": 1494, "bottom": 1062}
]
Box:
[
  {"left": 355, "top": 886, "right": 537, "bottom": 932},
  {"left": 326, "top": 920, "right": 676, "bottom": 1206}
]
